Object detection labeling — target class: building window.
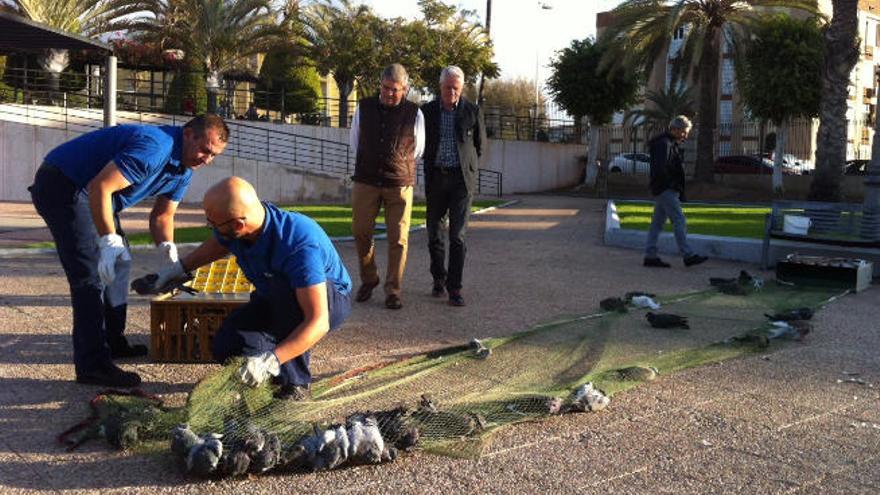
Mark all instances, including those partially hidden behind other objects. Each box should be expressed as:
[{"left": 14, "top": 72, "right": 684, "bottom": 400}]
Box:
[
  {"left": 721, "top": 59, "right": 735, "bottom": 96},
  {"left": 719, "top": 100, "right": 733, "bottom": 125},
  {"left": 718, "top": 141, "right": 732, "bottom": 157}
]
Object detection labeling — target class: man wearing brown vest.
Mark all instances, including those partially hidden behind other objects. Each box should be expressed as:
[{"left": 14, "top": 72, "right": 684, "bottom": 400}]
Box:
[{"left": 349, "top": 63, "right": 425, "bottom": 310}]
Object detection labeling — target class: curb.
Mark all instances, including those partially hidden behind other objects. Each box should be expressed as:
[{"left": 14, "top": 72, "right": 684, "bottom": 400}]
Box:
[{"left": 0, "top": 199, "right": 520, "bottom": 257}]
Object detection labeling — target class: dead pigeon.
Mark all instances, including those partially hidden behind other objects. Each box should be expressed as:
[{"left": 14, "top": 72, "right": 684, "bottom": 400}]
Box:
[
  {"left": 219, "top": 449, "right": 251, "bottom": 477},
  {"left": 570, "top": 382, "right": 610, "bottom": 412},
  {"left": 469, "top": 338, "right": 491, "bottom": 359},
  {"left": 419, "top": 394, "right": 438, "bottom": 414},
  {"left": 187, "top": 433, "right": 223, "bottom": 476},
  {"left": 646, "top": 312, "right": 689, "bottom": 329},
  {"left": 545, "top": 397, "right": 564, "bottom": 415},
  {"left": 727, "top": 334, "right": 770, "bottom": 348},
  {"left": 768, "top": 320, "right": 811, "bottom": 341},
  {"left": 624, "top": 291, "right": 656, "bottom": 301},
  {"left": 347, "top": 413, "right": 385, "bottom": 464},
  {"left": 765, "top": 307, "right": 814, "bottom": 321},
  {"left": 103, "top": 416, "right": 140, "bottom": 450},
  {"left": 630, "top": 295, "right": 660, "bottom": 310},
  {"left": 250, "top": 430, "right": 282, "bottom": 473},
  {"left": 616, "top": 366, "right": 658, "bottom": 382},
  {"left": 600, "top": 297, "right": 627, "bottom": 313},
  {"left": 171, "top": 424, "right": 201, "bottom": 458},
  {"left": 716, "top": 282, "right": 748, "bottom": 295}
]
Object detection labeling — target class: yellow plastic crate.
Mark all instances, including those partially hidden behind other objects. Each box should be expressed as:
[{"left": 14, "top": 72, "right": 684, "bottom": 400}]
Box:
[
  {"left": 150, "top": 256, "right": 253, "bottom": 362},
  {"left": 189, "top": 256, "right": 254, "bottom": 294}
]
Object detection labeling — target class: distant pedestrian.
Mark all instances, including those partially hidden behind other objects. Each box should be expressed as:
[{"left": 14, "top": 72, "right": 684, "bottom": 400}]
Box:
[
  {"left": 421, "top": 66, "right": 486, "bottom": 306},
  {"left": 643, "top": 115, "right": 707, "bottom": 268},
  {"left": 348, "top": 63, "right": 425, "bottom": 310}
]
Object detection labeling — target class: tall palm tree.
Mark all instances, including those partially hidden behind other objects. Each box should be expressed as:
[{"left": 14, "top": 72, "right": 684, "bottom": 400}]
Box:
[
  {"left": 2, "top": 0, "right": 138, "bottom": 95},
  {"left": 628, "top": 85, "right": 696, "bottom": 136},
  {"left": 809, "top": 0, "right": 859, "bottom": 202},
  {"left": 121, "top": 0, "right": 286, "bottom": 111},
  {"left": 601, "top": 0, "right": 818, "bottom": 183}
]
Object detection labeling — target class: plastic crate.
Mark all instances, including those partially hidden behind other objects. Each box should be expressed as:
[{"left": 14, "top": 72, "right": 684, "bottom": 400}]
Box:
[{"left": 149, "top": 257, "right": 253, "bottom": 362}]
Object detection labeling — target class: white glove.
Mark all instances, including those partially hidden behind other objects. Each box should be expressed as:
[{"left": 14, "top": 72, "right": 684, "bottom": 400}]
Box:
[
  {"left": 237, "top": 351, "right": 281, "bottom": 387},
  {"left": 97, "top": 233, "right": 131, "bottom": 286},
  {"left": 157, "top": 241, "right": 179, "bottom": 266},
  {"left": 155, "top": 260, "right": 186, "bottom": 287}
]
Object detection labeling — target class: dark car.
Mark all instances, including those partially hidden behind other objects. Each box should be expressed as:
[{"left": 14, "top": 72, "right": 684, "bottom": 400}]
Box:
[
  {"left": 845, "top": 159, "right": 869, "bottom": 175},
  {"left": 714, "top": 155, "right": 797, "bottom": 175}
]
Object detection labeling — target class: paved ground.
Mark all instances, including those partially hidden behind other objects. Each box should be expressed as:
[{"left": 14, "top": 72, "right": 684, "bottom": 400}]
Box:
[{"left": 0, "top": 194, "right": 878, "bottom": 494}]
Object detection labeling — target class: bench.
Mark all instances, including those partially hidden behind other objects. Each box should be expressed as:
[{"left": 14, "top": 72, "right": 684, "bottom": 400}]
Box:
[{"left": 761, "top": 200, "right": 880, "bottom": 269}]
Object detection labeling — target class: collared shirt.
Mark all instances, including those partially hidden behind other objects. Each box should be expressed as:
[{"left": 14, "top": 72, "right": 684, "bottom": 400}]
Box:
[
  {"left": 216, "top": 202, "right": 352, "bottom": 297},
  {"left": 45, "top": 125, "right": 191, "bottom": 212},
  {"left": 435, "top": 105, "right": 460, "bottom": 168},
  {"left": 349, "top": 105, "right": 425, "bottom": 159}
]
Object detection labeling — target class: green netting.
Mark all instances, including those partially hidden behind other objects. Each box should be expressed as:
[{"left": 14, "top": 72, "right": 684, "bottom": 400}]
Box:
[{"left": 65, "top": 280, "right": 845, "bottom": 476}]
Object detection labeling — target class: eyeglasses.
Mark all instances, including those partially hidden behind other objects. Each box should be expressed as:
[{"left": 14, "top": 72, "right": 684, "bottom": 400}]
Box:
[{"left": 206, "top": 216, "right": 245, "bottom": 229}]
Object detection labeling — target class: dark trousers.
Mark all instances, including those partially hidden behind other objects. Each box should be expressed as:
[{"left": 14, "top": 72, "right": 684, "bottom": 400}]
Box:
[
  {"left": 426, "top": 168, "right": 472, "bottom": 292},
  {"left": 29, "top": 164, "right": 129, "bottom": 375},
  {"left": 212, "top": 280, "right": 352, "bottom": 387}
]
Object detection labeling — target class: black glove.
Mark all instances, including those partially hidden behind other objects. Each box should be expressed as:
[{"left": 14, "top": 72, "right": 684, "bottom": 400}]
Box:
[{"left": 130, "top": 261, "right": 195, "bottom": 295}]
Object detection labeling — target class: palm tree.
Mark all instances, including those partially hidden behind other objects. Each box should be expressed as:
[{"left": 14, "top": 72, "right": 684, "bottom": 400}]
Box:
[
  {"left": 2, "top": 0, "right": 137, "bottom": 96},
  {"left": 809, "top": 0, "right": 859, "bottom": 202},
  {"left": 628, "top": 85, "right": 695, "bottom": 136},
  {"left": 601, "top": 0, "right": 818, "bottom": 183},
  {"left": 301, "top": 0, "right": 383, "bottom": 127},
  {"left": 121, "top": 0, "right": 286, "bottom": 112}
]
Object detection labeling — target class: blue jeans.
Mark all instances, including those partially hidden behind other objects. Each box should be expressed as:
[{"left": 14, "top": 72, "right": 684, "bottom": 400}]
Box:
[
  {"left": 29, "top": 164, "right": 131, "bottom": 375},
  {"left": 212, "top": 277, "right": 352, "bottom": 387},
  {"left": 644, "top": 189, "right": 694, "bottom": 259}
]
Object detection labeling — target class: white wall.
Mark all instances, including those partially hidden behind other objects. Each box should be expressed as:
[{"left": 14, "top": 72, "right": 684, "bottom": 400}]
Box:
[{"left": 0, "top": 104, "right": 586, "bottom": 200}]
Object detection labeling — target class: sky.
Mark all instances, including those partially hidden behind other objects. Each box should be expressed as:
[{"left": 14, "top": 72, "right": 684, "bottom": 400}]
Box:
[{"left": 362, "top": 0, "right": 622, "bottom": 88}]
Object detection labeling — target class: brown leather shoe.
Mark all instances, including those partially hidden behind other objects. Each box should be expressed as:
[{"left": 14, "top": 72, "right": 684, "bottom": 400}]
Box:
[
  {"left": 385, "top": 294, "right": 403, "bottom": 310},
  {"left": 356, "top": 281, "right": 379, "bottom": 302}
]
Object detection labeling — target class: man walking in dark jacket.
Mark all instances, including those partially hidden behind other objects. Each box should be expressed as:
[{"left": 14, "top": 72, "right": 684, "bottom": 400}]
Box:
[
  {"left": 643, "top": 115, "right": 707, "bottom": 268},
  {"left": 422, "top": 66, "right": 486, "bottom": 306}
]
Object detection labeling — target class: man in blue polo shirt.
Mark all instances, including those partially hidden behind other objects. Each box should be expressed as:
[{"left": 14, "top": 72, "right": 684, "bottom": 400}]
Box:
[
  {"left": 142, "top": 176, "right": 352, "bottom": 400},
  {"left": 29, "top": 114, "right": 229, "bottom": 387}
]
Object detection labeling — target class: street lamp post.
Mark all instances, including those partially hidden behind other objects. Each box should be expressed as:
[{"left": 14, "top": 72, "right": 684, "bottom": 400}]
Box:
[{"left": 534, "top": 2, "right": 552, "bottom": 140}]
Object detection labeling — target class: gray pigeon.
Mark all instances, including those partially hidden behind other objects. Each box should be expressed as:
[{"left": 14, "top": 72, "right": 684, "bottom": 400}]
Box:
[
  {"left": 765, "top": 307, "right": 814, "bottom": 321},
  {"left": 171, "top": 424, "right": 201, "bottom": 458},
  {"left": 646, "top": 312, "right": 689, "bottom": 329},
  {"left": 624, "top": 291, "right": 656, "bottom": 302},
  {"left": 570, "top": 382, "right": 610, "bottom": 412},
  {"left": 600, "top": 297, "right": 628, "bottom": 313},
  {"left": 419, "top": 394, "right": 438, "bottom": 414},
  {"left": 347, "top": 414, "right": 384, "bottom": 464},
  {"left": 617, "top": 366, "right": 658, "bottom": 382},
  {"left": 317, "top": 425, "right": 349, "bottom": 470},
  {"left": 219, "top": 449, "right": 251, "bottom": 477},
  {"left": 396, "top": 427, "right": 420, "bottom": 452},
  {"left": 103, "top": 416, "right": 140, "bottom": 450},
  {"left": 469, "top": 338, "right": 492, "bottom": 359},
  {"left": 250, "top": 430, "right": 282, "bottom": 473},
  {"left": 545, "top": 397, "right": 564, "bottom": 415},
  {"left": 186, "top": 434, "right": 223, "bottom": 476},
  {"left": 768, "top": 320, "right": 811, "bottom": 341}
]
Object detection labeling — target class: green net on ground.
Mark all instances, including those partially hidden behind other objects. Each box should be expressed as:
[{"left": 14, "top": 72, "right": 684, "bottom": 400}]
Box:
[{"left": 67, "top": 279, "right": 845, "bottom": 477}]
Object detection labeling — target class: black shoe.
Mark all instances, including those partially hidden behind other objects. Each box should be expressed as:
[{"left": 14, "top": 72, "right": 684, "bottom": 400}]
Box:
[
  {"left": 385, "top": 294, "right": 403, "bottom": 310},
  {"left": 109, "top": 338, "right": 148, "bottom": 359},
  {"left": 684, "top": 254, "right": 708, "bottom": 267},
  {"left": 274, "top": 384, "right": 311, "bottom": 401},
  {"left": 431, "top": 280, "right": 445, "bottom": 298},
  {"left": 356, "top": 282, "right": 379, "bottom": 303},
  {"left": 448, "top": 290, "right": 466, "bottom": 307},
  {"left": 643, "top": 257, "right": 671, "bottom": 268},
  {"left": 76, "top": 364, "right": 142, "bottom": 387}
]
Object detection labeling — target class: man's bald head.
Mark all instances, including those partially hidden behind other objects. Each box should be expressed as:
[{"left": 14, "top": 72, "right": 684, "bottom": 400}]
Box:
[{"left": 204, "top": 177, "right": 263, "bottom": 240}]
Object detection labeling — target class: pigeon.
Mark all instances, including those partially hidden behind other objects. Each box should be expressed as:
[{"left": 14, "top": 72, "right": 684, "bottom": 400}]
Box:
[
  {"left": 616, "top": 366, "right": 659, "bottom": 382},
  {"left": 716, "top": 282, "right": 748, "bottom": 295},
  {"left": 646, "top": 312, "right": 690, "bottom": 329},
  {"left": 768, "top": 320, "right": 811, "bottom": 341},
  {"left": 570, "top": 382, "right": 610, "bottom": 412},
  {"left": 624, "top": 291, "right": 656, "bottom": 301},
  {"left": 219, "top": 449, "right": 251, "bottom": 477},
  {"left": 469, "top": 338, "right": 492, "bottom": 359},
  {"left": 545, "top": 397, "right": 564, "bottom": 415},
  {"left": 630, "top": 295, "right": 660, "bottom": 310},
  {"left": 171, "top": 424, "right": 201, "bottom": 458},
  {"left": 711, "top": 271, "right": 763, "bottom": 293},
  {"left": 419, "top": 394, "right": 438, "bottom": 414},
  {"left": 765, "top": 307, "right": 814, "bottom": 321},
  {"left": 395, "top": 427, "right": 420, "bottom": 452},
  {"left": 282, "top": 426, "right": 325, "bottom": 470},
  {"left": 709, "top": 277, "right": 736, "bottom": 287},
  {"left": 186, "top": 433, "right": 223, "bottom": 476},
  {"left": 737, "top": 270, "right": 762, "bottom": 288},
  {"left": 250, "top": 430, "right": 282, "bottom": 473},
  {"left": 727, "top": 334, "right": 770, "bottom": 348},
  {"left": 103, "top": 416, "right": 140, "bottom": 450},
  {"left": 600, "top": 297, "right": 628, "bottom": 313},
  {"left": 319, "top": 425, "right": 351, "bottom": 470}
]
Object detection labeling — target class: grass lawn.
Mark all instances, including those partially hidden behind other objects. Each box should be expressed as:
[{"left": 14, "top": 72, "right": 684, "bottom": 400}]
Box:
[
  {"left": 109, "top": 200, "right": 505, "bottom": 246},
  {"left": 616, "top": 201, "right": 770, "bottom": 240}
]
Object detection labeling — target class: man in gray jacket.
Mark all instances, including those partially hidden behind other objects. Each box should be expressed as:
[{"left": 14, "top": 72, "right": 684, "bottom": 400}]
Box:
[{"left": 422, "top": 66, "right": 486, "bottom": 306}]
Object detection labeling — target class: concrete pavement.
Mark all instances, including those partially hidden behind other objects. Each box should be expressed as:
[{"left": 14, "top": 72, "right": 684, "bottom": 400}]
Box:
[{"left": 0, "top": 195, "right": 877, "bottom": 494}]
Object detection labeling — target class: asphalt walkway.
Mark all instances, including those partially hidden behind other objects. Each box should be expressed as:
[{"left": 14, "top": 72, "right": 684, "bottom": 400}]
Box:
[{"left": 0, "top": 195, "right": 877, "bottom": 494}]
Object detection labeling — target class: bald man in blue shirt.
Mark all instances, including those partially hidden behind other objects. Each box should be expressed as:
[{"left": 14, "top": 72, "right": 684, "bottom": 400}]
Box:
[
  {"left": 143, "top": 176, "right": 352, "bottom": 400},
  {"left": 29, "top": 114, "right": 229, "bottom": 387}
]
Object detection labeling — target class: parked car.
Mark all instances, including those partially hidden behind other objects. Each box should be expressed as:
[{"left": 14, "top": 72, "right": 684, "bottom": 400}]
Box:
[
  {"left": 758, "top": 152, "right": 813, "bottom": 175},
  {"left": 608, "top": 153, "right": 650, "bottom": 174},
  {"left": 713, "top": 155, "right": 774, "bottom": 174},
  {"left": 845, "top": 159, "right": 869, "bottom": 175}
]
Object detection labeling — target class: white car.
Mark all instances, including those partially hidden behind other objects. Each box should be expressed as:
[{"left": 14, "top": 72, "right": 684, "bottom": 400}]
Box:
[{"left": 608, "top": 153, "right": 651, "bottom": 175}]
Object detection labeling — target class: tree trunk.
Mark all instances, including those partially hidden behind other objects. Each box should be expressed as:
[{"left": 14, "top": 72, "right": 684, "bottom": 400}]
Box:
[
  {"left": 336, "top": 79, "right": 354, "bottom": 128},
  {"left": 584, "top": 120, "right": 601, "bottom": 186},
  {"left": 772, "top": 119, "right": 787, "bottom": 194},
  {"left": 694, "top": 28, "right": 721, "bottom": 183},
  {"left": 38, "top": 49, "right": 69, "bottom": 104},
  {"left": 809, "top": 0, "right": 859, "bottom": 202},
  {"left": 206, "top": 70, "right": 220, "bottom": 113}
]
